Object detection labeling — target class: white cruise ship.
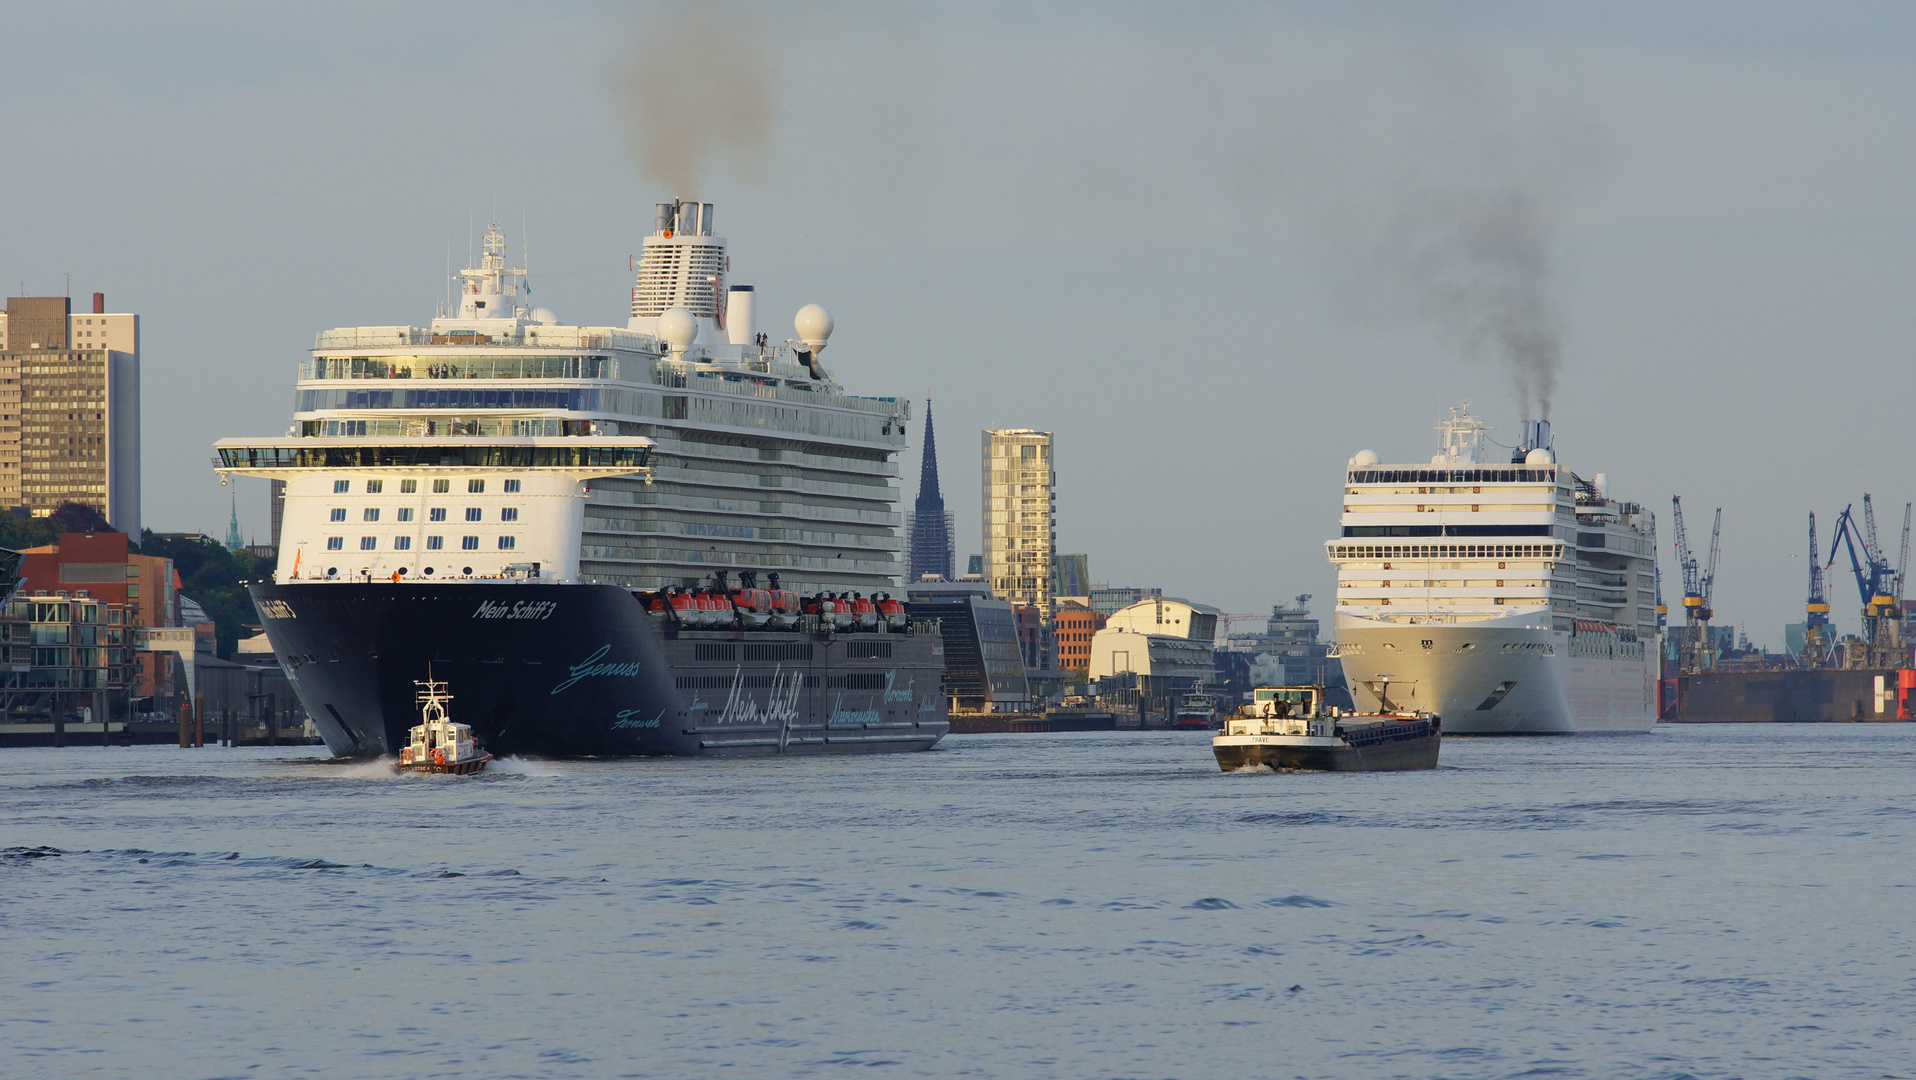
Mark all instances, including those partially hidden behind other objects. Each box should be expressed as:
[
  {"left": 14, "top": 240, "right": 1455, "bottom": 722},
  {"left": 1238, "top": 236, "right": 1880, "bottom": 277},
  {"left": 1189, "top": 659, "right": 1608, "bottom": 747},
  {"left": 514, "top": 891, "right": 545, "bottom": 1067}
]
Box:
[
  {"left": 1326, "top": 404, "right": 1658, "bottom": 734},
  {"left": 212, "top": 201, "right": 948, "bottom": 758}
]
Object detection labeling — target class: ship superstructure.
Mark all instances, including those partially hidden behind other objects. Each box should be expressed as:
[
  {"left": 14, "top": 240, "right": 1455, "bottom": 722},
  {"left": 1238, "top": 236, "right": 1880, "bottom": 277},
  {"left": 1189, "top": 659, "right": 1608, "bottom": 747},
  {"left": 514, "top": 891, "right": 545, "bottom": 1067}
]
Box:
[
  {"left": 1326, "top": 404, "right": 1658, "bottom": 733},
  {"left": 255, "top": 206, "right": 906, "bottom": 593},
  {"left": 214, "top": 202, "right": 946, "bottom": 758}
]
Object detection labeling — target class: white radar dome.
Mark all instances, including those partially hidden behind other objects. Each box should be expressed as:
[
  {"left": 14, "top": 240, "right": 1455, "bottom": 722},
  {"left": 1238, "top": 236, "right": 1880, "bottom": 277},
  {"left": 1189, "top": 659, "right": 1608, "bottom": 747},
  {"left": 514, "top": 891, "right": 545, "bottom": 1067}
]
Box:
[
  {"left": 658, "top": 306, "right": 698, "bottom": 353},
  {"left": 1525, "top": 447, "right": 1555, "bottom": 465},
  {"left": 1350, "top": 449, "right": 1380, "bottom": 467},
  {"left": 794, "top": 303, "right": 834, "bottom": 351},
  {"left": 531, "top": 307, "right": 559, "bottom": 326}
]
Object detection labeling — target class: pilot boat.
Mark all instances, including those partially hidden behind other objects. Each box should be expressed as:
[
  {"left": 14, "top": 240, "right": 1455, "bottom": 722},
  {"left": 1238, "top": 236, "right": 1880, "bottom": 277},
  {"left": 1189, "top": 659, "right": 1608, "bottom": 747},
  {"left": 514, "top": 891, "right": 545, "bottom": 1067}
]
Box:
[
  {"left": 396, "top": 678, "right": 493, "bottom": 775},
  {"left": 1173, "top": 690, "right": 1225, "bottom": 728},
  {"left": 1212, "top": 686, "right": 1440, "bottom": 772}
]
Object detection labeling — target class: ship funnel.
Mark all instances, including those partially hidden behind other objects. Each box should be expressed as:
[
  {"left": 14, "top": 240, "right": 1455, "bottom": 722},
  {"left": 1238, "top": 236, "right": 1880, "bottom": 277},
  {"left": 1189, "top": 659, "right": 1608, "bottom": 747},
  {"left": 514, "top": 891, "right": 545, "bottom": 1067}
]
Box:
[
  {"left": 1511, "top": 420, "right": 1552, "bottom": 463},
  {"left": 726, "top": 285, "right": 757, "bottom": 346}
]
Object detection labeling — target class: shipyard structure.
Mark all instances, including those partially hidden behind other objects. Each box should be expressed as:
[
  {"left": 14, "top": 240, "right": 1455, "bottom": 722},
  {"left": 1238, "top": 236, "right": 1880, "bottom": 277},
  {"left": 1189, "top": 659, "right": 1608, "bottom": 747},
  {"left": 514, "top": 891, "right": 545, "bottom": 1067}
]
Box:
[{"left": 1668, "top": 496, "right": 1915, "bottom": 722}]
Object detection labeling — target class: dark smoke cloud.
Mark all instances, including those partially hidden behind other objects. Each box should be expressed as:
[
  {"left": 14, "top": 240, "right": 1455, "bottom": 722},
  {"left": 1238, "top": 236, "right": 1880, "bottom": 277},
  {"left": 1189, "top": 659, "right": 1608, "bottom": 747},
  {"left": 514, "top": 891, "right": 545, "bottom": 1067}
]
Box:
[
  {"left": 1294, "top": 52, "right": 1602, "bottom": 423},
  {"left": 1362, "top": 187, "right": 1563, "bottom": 421},
  {"left": 611, "top": 3, "right": 775, "bottom": 197}
]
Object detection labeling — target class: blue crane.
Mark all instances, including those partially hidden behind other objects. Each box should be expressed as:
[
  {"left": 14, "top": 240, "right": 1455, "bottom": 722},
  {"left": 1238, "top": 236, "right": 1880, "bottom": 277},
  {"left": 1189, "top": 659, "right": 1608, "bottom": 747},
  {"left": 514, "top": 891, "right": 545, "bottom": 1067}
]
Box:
[{"left": 1823, "top": 496, "right": 1910, "bottom": 667}]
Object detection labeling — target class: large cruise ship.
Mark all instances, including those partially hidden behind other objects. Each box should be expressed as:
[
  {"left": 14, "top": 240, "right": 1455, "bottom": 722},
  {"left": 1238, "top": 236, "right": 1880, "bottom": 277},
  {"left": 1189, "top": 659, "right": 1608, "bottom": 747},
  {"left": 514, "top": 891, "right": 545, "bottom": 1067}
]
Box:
[
  {"left": 1326, "top": 404, "right": 1658, "bottom": 733},
  {"left": 214, "top": 202, "right": 947, "bottom": 757}
]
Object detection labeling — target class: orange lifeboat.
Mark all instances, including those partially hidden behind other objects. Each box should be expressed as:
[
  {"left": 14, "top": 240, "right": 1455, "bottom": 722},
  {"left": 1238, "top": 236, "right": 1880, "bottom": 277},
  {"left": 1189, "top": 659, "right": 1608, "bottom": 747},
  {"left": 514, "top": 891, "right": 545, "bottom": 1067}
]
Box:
[
  {"left": 667, "top": 588, "right": 697, "bottom": 624},
  {"left": 877, "top": 593, "right": 908, "bottom": 631},
  {"left": 850, "top": 593, "right": 878, "bottom": 630}
]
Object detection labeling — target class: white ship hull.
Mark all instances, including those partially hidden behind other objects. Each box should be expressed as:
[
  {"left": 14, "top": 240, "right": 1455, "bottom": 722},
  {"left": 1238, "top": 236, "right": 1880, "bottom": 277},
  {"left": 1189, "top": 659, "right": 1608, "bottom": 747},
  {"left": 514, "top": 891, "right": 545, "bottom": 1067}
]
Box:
[{"left": 1334, "top": 612, "right": 1656, "bottom": 734}]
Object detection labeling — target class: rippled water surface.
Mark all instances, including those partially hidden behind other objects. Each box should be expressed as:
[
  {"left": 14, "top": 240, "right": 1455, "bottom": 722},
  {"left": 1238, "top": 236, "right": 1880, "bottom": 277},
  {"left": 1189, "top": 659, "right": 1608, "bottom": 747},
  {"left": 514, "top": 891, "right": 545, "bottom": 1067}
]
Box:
[{"left": 3, "top": 726, "right": 1913, "bottom": 1079}]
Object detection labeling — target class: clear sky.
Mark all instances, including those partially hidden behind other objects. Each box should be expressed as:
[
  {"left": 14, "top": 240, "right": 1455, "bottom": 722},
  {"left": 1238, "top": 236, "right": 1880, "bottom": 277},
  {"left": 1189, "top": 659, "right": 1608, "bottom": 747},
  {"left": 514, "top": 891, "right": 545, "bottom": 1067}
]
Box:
[{"left": 4, "top": 1, "right": 1912, "bottom": 645}]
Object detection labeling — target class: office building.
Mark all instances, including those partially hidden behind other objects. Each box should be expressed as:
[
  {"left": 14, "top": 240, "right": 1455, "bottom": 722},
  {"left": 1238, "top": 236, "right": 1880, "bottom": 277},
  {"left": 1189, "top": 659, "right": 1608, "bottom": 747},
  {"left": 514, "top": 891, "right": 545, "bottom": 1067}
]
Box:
[
  {"left": 1054, "top": 599, "right": 1105, "bottom": 672},
  {"left": 905, "top": 400, "right": 955, "bottom": 582},
  {"left": 1088, "top": 596, "right": 1222, "bottom": 721},
  {"left": 1089, "top": 584, "right": 1161, "bottom": 618},
  {"left": 905, "top": 578, "right": 1030, "bottom": 712},
  {"left": 0, "top": 294, "right": 141, "bottom": 535},
  {"left": 982, "top": 428, "right": 1055, "bottom": 618}
]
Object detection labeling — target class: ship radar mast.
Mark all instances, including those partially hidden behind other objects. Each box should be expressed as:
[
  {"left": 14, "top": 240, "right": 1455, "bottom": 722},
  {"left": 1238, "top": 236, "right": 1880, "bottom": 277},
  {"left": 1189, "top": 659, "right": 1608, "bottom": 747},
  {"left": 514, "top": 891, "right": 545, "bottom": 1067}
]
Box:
[
  {"left": 452, "top": 223, "right": 530, "bottom": 321},
  {"left": 1433, "top": 401, "right": 1493, "bottom": 465}
]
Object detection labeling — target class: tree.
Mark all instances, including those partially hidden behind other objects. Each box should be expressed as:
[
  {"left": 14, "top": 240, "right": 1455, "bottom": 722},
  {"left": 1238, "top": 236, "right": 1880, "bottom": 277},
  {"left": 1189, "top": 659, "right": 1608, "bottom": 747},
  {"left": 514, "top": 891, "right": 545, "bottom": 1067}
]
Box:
[
  {"left": 0, "top": 514, "right": 58, "bottom": 552},
  {"left": 140, "top": 530, "right": 275, "bottom": 658},
  {"left": 49, "top": 501, "right": 112, "bottom": 535}
]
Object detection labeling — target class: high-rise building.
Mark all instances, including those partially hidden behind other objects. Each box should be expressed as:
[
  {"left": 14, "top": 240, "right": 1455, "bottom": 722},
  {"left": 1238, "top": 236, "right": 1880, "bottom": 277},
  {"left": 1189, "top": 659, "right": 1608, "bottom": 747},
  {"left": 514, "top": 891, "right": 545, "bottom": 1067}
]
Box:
[
  {"left": 0, "top": 293, "right": 140, "bottom": 535},
  {"left": 905, "top": 399, "right": 954, "bottom": 582},
  {"left": 982, "top": 429, "right": 1055, "bottom": 620},
  {"left": 1051, "top": 553, "right": 1089, "bottom": 599}
]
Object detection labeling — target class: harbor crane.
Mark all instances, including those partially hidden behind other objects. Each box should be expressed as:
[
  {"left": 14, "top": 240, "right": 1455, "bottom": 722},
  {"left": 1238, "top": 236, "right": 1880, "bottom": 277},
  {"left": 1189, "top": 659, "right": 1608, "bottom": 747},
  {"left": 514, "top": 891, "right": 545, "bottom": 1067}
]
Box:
[
  {"left": 1671, "top": 496, "right": 1722, "bottom": 674},
  {"left": 1823, "top": 495, "right": 1910, "bottom": 668},
  {"left": 1803, "top": 512, "right": 1832, "bottom": 667}
]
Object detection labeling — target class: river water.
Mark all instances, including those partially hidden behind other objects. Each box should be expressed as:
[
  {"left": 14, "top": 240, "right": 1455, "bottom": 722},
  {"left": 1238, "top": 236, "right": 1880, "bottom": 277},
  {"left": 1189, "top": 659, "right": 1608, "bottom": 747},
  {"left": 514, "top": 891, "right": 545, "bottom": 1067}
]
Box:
[{"left": 3, "top": 725, "right": 1912, "bottom": 1080}]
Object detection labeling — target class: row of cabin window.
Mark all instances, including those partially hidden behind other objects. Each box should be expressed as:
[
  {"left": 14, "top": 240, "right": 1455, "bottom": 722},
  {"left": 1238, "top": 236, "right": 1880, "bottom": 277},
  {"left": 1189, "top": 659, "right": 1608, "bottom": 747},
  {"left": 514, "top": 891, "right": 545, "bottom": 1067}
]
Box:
[
  {"left": 329, "top": 478, "right": 522, "bottom": 494},
  {"left": 324, "top": 536, "right": 517, "bottom": 551},
  {"left": 328, "top": 507, "right": 519, "bottom": 522}
]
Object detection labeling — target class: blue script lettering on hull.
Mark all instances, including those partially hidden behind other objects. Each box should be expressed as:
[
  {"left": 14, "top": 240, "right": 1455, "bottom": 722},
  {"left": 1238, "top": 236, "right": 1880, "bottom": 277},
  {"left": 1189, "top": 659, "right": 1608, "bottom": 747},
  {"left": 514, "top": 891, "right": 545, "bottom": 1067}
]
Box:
[
  {"left": 611, "top": 709, "right": 664, "bottom": 730},
  {"left": 828, "top": 694, "right": 883, "bottom": 725},
  {"left": 883, "top": 671, "right": 914, "bottom": 702},
  {"left": 551, "top": 645, "right": 644, "bottom": 695}
]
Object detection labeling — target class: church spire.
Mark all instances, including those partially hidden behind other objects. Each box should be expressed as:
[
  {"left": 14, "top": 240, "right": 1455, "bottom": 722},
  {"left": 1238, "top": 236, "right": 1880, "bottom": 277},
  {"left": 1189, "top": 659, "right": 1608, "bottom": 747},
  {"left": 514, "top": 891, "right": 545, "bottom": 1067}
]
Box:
[
  {"left": 225, "top": 493, "right": 244, "bottom": 553},
  {"left": 906, "top": 399, "right": 954, "bottom": 582}
]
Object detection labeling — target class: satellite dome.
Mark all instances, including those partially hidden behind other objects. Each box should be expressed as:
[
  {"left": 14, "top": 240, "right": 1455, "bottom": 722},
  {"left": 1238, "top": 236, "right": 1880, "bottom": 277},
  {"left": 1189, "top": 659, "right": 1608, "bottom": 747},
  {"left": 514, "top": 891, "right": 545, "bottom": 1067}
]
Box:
[
  {"left": 1525, "top": 447, "right": 1555, "bottom": 465},
  {"left": 658, "top": 306, "right": 698, "bottom": 353},
  {"left": 1351, "top": 449, "right": 1380, "bottom": 467},
  {"left": 794, "top": 303, "right": 834, "bottom": 351},
  {"left": 531, "top": 307, "right": 559, "bottom": 326}
]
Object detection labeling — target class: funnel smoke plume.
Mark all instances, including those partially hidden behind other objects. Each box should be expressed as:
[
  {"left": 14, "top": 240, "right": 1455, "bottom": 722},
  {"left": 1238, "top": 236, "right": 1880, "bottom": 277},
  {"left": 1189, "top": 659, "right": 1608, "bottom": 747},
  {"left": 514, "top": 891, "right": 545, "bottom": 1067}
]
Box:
[
  {"left": 613, "top": 4, "right": 774, "bottom": 197},
  {"left": 1371, "top": 187, "right": 1562, "bottom": 420},
  {"left": 1304, "top": 57, "right": 1598, "bottom": 423}
]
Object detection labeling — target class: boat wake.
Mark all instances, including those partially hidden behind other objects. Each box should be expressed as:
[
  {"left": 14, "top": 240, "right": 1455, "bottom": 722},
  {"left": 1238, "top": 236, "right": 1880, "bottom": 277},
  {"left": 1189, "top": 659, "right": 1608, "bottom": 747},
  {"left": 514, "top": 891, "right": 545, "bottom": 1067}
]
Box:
[{"left": 486, "top": 756, "right": 558, "bottom": 777}]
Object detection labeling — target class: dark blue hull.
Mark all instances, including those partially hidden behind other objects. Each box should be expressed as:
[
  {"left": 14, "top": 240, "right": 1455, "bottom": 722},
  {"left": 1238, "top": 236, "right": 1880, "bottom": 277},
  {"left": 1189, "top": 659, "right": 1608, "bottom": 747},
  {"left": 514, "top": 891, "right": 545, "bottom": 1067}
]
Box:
[{"left": 249, "top": 583, "right": 949, "bottom": 757}]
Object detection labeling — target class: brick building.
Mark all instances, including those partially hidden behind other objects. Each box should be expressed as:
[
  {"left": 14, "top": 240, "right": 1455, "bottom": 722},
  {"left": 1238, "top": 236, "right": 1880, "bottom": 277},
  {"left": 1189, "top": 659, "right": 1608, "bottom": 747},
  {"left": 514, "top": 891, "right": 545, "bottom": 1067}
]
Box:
[
  {"left": 1053, "top": 599, "right": 1106, "bottom": 672},
  {"left": 2, "top": 532, "right": 179, "bottom": 719}
]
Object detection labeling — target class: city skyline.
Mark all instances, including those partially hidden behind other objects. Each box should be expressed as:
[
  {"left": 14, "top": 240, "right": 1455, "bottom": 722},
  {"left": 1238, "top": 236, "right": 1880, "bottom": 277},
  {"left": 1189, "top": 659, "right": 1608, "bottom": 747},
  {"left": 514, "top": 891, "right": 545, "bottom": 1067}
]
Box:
[{"left": 2, "top": 3, "right": 1912, "bottom": 640}]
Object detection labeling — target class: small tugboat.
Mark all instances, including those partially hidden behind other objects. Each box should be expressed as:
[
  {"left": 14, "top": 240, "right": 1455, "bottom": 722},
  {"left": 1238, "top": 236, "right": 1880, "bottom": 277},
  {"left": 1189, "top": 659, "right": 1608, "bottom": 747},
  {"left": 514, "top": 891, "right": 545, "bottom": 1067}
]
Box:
[
  {"left": 1213, "top": 685, "right": 1439, "bottom": 772},
  {"left": 1173, "top": 689, "right": 1225, "bottom": 728},
  {"left": 396, "top": 677, "right": 493, "bottom": 775}
]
